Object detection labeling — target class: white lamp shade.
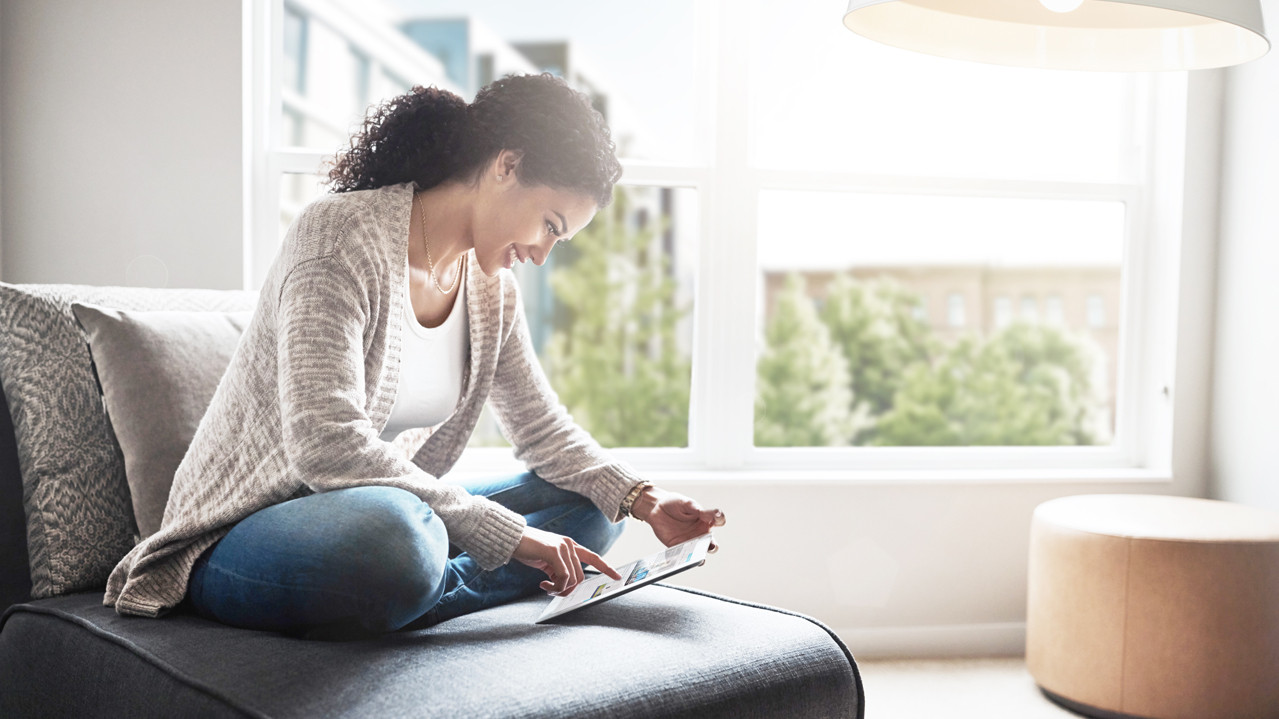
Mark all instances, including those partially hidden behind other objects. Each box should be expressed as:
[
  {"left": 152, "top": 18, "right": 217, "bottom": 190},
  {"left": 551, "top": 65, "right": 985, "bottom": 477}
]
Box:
[{"left": 843, "top": 0, "right": 1271, "bottom": 71}]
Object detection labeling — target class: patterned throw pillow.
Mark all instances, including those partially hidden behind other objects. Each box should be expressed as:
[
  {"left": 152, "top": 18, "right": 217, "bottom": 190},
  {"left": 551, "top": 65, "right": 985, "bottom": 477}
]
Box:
[{"left": 0, "top": 282, "right": 259, "bottom": 598}]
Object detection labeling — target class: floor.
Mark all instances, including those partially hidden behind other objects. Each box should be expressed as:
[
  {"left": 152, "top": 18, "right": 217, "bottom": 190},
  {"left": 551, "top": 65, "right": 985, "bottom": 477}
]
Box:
[{"left": 856, "top": 656, "right": 1082, "bottom": 718}]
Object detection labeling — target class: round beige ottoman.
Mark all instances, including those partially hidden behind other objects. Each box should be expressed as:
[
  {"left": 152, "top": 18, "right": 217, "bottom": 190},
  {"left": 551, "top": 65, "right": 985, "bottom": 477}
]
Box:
[{"left": 1026, "top": 494, "right": 1279, "bottom": 719}]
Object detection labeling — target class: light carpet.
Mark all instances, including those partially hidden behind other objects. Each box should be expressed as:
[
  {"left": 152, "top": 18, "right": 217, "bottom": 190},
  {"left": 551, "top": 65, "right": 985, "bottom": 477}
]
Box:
[{"left": 856, "top": 656, "right": 1081, "bottom": 718}]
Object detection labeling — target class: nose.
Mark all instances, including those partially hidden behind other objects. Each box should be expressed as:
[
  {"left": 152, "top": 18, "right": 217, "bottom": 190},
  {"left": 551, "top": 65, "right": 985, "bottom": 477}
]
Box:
[{"left": 532, "top": 237, "right": 557, "bottom": 266}]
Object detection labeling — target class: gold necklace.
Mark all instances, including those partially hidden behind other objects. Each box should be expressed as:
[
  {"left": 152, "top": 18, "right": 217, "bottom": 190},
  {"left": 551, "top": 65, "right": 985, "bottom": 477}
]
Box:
[{"left": 414, "top": 193, "right": 463, "bottom": 295}]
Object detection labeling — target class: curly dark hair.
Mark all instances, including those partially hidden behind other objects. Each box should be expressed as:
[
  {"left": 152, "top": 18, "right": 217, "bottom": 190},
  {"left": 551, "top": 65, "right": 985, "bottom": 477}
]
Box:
[{"left": 325, "top": 73, "right": 622, "bottom": 207}]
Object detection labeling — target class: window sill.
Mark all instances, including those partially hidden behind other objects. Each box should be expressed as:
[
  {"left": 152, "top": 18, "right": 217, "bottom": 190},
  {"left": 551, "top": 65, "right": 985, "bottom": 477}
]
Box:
[
  {"left": 445, "top": 457, "right": 1172, "bottom": 486},
  {"left": 636, "top": 467, "right": 1172, "bottom": 485}
]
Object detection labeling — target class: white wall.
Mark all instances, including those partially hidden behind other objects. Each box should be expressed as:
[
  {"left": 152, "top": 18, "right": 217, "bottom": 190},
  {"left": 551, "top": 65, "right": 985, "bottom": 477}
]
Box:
[
  {"left": 1210, "top": 0, "right": 1279, "bottom": 512},
  {"left": 0, "top": 0, "right": 243, "bottom": 288}
]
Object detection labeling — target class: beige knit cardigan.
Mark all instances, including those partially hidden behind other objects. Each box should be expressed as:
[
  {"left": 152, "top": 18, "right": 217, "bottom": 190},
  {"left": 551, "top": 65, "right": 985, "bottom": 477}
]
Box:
[{"left": 103, "top": 181, "right": 645, "bottom": 618}]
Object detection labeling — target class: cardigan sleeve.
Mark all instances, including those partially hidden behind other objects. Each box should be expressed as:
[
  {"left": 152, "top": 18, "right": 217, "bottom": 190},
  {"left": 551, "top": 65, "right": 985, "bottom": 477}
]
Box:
[
  {"left": 486, "top": 276, "right": 646, "bottom": 523},
  {"left": 276, "top": 254, "right": 526, "bottom": 571}
]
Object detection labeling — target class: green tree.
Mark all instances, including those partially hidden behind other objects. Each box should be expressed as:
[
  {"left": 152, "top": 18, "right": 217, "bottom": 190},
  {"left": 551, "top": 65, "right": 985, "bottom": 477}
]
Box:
[
  {"left": 819, "top": 274, "right": 936, "bottom": 444},
  {"left": 755, "top": 273, "right": 860, "bottom": 446},
  {"left": 544, "top": 187, "right": 692, "bottom": 447},
  {"left": 875, "top": 322, "right": 1107, "bottom": 446}
]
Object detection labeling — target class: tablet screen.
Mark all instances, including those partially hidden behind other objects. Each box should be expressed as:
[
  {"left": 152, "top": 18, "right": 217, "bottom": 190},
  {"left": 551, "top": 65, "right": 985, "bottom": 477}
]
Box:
[{"left": 534, "top": 533, "right": 713, "bottom": 623}]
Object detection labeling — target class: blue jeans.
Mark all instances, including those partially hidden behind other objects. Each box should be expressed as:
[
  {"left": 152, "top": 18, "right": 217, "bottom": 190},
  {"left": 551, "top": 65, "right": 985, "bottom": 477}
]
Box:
[{"left": 185, "top": 472, "right": 627, "bottom": 639}]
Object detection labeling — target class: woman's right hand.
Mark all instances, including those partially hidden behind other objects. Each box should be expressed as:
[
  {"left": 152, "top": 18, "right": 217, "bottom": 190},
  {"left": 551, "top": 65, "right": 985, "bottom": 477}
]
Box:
[{"left": 512, "top": 525, "right": 623, "bottom": 596}]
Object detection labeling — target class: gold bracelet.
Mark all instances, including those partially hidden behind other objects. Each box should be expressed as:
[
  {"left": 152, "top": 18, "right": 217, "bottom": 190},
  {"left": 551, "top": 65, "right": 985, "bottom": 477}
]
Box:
[{"left": 620, "top": 481, "right": 652, "bottom": 520}]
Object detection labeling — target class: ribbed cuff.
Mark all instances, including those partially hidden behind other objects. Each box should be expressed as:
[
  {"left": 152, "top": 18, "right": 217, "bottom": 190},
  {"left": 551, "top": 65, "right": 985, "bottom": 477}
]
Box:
[
  {"left": 111, "top": 595, "right": 166, "bottom": 618},
  {"left": 595, "top": 463, "right": 648, "bottom": 523},
  {"left": 458, "top": 497, "right": 528, "bottom": 571}
]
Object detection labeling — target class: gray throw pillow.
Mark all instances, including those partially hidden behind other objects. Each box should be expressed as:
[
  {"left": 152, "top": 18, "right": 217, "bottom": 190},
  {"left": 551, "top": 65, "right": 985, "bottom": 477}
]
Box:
[
  {"left": 0, "top": 282, "right": 258, "bottom": 598},
  {"left": 71, "top": 303, "right": 254, "bottom": 539}
]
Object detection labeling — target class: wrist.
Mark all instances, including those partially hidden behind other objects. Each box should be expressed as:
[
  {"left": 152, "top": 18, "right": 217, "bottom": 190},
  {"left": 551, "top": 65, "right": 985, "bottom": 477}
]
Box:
[{"left": 631, "top": 486, "right": 659, "bottom": 522}]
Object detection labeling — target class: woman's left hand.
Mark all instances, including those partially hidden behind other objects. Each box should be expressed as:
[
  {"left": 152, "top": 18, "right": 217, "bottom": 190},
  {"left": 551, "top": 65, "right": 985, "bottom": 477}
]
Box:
[{"left": 632, "top": 486, "right": 725, "bottom": 553}]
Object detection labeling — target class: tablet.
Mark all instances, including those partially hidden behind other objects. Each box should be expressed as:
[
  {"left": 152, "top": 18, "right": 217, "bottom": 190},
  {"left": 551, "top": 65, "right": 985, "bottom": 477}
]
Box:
[{"left": 534, "top": 533, "right": 713, "bottom": 623}]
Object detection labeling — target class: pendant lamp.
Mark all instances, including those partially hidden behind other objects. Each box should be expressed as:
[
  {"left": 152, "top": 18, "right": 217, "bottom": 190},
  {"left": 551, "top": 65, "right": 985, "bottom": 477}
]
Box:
[{"left": 842, "top": 0, "right": 1270, "bottom": 71}]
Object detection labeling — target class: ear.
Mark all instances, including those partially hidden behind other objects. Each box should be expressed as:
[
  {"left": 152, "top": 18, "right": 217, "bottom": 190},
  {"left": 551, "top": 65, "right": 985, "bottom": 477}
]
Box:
[{"left": 494, "top": 149, "right": 524, "bottom": 182}]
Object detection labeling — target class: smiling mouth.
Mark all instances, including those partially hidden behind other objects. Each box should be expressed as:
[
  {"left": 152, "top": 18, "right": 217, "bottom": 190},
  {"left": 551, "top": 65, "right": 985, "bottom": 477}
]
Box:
[{"left": 507, "top": 246, "right": 518, "bottom": 268}]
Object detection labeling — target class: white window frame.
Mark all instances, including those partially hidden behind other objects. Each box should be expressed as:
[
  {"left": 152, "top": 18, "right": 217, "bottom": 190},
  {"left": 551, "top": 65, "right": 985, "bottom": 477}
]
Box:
[{"left": 245, "top": 0, "right": 1207, "bottom": 482}]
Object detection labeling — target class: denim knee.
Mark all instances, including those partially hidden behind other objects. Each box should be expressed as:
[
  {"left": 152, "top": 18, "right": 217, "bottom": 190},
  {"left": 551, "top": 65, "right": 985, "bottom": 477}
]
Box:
[{"left": 349, "top": 487, "right": 450, "bottom": 632}]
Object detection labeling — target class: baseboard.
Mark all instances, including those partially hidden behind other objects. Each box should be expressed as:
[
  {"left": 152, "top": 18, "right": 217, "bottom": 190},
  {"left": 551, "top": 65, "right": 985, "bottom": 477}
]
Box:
[{"left": 832, "top": 622, "right": 1026, "bottom": 659}]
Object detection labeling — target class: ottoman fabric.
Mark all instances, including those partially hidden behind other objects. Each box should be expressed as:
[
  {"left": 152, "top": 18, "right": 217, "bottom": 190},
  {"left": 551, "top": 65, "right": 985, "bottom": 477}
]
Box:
[
  {"left": 1026, "top": 494, "right": 1279, "bottom": 719},
  {"left": 1, "top": 585, "right": 864, "bottom": 719}
]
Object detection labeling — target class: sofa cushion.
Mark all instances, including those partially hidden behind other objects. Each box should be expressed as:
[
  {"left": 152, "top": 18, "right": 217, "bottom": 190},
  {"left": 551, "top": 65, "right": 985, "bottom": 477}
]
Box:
[
  {"left": 0, "top": 583, "right": 863, "bottom": 719},
  {"left": 70, "top": 303, "right": 254, "bottom": 538},
  {"left": 0, "top": 283, "right": 259, "bottom": 598}
]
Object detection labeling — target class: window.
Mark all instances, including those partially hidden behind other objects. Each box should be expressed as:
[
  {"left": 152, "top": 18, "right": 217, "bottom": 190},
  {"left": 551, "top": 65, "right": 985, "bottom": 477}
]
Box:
[
  {"left": 282, "top": 6, "right": 307, "bottom": 94},
  {"left": 349, "top": 47, "right": 371, "bottom": 114},
  {"left": 993, "top": 296, "right": 1012, "bottom": 329},
  {"left": 912, "top": 299, "right": 927, "bottom": 323},
  {"left": 1045, "top": 295, "right": 1064, "bottom": 326},
  {"left": 947, "top": 293, "right": 966, "bottom": 328},
  {"left": 254, "top": 0, "right": 699, "bottom": 454},
  {"left": 749, "top": 0, "right": 1135, "bottom": 452},
  {"left": 1020, "top": 295, "right": 1039, "bottom": 323},
  {"left": 249, "top": 0, "right": 1191, "bottom": 472},
  {"left": 1087, "top": 294, "right": 1106, "bottom": 328}
]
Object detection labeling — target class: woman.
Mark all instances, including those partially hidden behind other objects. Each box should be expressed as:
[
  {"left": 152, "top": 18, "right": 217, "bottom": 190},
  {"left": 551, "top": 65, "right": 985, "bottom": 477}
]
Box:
[{"left": 103, "top": 73, "right": 725, "bottom": 639}]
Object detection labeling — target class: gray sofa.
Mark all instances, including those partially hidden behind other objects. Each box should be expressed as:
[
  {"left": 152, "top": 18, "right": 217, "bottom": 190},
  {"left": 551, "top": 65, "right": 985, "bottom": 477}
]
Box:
[{"left": 0, "top": 281, "right": 864, "bottom": 718}]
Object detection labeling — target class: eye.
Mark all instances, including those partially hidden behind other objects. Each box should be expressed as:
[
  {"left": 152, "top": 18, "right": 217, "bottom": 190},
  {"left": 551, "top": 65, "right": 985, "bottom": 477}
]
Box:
[{"left": 546, "top": 220, "right": 565, "bottom": 240}]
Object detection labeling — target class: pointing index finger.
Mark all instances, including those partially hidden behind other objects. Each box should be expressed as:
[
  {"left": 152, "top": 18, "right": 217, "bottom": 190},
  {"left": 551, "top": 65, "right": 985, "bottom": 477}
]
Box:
[{"left": 577, "top": 547, "right": 623, "bottom": 581}]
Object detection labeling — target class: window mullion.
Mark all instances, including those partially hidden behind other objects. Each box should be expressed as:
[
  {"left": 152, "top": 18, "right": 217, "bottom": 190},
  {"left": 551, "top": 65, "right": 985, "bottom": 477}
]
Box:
[
  {"left": 695, "top": 0, "right": 756, "bottom": 469},
  {"left": 247, "top": 0, "right": 281, "bottom": 292}
]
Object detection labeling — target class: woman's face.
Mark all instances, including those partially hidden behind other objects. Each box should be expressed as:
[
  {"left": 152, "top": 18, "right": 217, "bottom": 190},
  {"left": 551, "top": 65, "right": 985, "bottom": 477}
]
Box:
[{"left": 471, "top": 153, "right": 599, "bottom": 277}]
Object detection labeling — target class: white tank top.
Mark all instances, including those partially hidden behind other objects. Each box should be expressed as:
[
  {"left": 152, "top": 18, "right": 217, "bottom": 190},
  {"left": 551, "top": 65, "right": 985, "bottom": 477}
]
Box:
[{"left": 380, "top": 257, "right": 469, "bottom": 441}]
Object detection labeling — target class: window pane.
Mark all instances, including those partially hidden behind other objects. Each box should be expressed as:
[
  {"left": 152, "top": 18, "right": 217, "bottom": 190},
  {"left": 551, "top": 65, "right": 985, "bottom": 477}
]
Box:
[
  {"left": 755, "top": 191, "right": 1122, "bottom": 448},
  {"left": 750, "top": 0, "right": 1134, "bottom": 182},
  {"left": 470, "top": 184, "right": 698, "bottom": 449},
  {"left": 280, "top": 0, "right": 700, "bottom": 163},
  {"left": 283, "top": 6, "right": 307, "bottom": 94},
  {"left": 947, "top": 293, "right": 966, "bottom": 328},
  {"left": 1020, "top": 295, "right": 1039, "bottom": 323},
  {"left": 1087, "top": 295, "right": 1107, "bottom": 328},
  {"left": 1045, "top": 295, "right": 1065, "bottom": 326},
  {"left": 994, "top": 296, "right": 1012, "bottom": 329}
]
